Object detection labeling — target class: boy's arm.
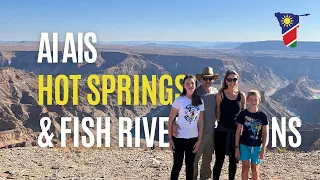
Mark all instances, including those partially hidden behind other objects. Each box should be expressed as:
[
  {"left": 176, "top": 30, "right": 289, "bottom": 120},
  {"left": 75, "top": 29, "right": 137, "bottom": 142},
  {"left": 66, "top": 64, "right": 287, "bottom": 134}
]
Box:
[
  {"left": 235, "top": 123, "right": 242, "bottom": 147},
  {"left": 261, "top": 125, "right": 268, "bottom": 149},
  {"left": 259, "top": 125, "right": 269, "bottom": 159},
  {"left": 235, "top": 111, "right": 244, "bottom": 147}
]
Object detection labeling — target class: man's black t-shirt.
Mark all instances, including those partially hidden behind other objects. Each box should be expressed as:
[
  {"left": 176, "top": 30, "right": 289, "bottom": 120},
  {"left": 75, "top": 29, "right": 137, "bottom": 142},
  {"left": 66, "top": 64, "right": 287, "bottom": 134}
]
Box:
[{"left": 236, "top": 109, "right": 268, "bottom": 147}]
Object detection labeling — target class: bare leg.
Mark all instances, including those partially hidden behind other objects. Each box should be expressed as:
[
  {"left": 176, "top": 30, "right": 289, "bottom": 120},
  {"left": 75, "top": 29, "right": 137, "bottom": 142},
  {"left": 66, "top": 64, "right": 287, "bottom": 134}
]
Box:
[
  {"left": 241, "top": 161, "right": 250, "bottom": 180},
  {"left": 251, "top": 163, "right": 259, "bottom": 180}
]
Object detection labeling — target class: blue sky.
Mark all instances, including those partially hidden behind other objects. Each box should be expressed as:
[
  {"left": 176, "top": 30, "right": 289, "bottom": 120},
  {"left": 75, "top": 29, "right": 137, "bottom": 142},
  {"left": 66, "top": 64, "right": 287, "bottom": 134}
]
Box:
[{"left": 0, "top": 0, "right": 319, "bottom": 42}]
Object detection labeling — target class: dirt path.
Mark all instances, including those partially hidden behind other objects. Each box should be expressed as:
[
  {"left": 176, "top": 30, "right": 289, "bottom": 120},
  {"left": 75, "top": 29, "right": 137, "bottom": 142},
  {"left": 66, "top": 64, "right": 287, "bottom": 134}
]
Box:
[{"left": 0, "top": 147, "right": 319, "bottom": 180}]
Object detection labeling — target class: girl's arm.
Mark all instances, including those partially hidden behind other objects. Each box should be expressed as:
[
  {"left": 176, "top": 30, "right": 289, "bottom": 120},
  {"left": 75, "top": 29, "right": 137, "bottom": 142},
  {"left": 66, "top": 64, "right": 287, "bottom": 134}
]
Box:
[
  {"left": 192, "top": 110, "right": 204, "bottom": 153},
  {"left": 168, "top": 107, "right": 179, "bottom": 140},
  {"left": 197, "top": 111, "right": 204, "bottom": 141}
]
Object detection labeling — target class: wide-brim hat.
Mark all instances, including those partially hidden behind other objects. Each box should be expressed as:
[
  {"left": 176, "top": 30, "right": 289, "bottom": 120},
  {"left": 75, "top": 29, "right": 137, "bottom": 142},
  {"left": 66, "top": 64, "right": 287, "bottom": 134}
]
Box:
[{"left": 196, "top": 67, "right": 219, "bottom": 81}]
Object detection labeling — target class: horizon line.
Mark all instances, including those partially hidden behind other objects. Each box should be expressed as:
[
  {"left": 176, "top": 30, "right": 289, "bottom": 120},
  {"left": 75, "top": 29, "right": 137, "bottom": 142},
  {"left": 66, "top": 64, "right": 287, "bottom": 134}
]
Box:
[{"left": 1, "top": 40, "right": 320, "bottom": 43}]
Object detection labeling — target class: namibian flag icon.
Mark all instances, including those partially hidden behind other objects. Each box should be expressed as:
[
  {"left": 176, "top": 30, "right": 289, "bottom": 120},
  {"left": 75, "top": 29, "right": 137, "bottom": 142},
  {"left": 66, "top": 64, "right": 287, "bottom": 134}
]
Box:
[{"left": 275, "top": 12, "right": 310, "bottom": 48}]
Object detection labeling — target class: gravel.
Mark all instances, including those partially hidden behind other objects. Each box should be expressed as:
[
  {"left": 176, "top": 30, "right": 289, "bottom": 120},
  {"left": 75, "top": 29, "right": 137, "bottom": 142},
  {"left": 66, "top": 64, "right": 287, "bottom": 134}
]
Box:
[{"left": 0, "top": 147, "right": 319, "bottom": 180}]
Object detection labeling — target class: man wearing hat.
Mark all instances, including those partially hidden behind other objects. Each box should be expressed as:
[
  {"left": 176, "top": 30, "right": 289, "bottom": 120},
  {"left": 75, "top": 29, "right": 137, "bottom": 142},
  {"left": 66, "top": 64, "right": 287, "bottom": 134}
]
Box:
[{"left": 173, "top": 67, "right": 219, "bottom": 180}]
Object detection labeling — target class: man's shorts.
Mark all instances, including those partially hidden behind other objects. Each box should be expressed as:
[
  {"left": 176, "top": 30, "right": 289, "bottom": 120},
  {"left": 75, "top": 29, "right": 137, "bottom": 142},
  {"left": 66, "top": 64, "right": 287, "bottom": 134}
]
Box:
[{"left": 239, "top": 144, "right": 262, "bottom": 164}]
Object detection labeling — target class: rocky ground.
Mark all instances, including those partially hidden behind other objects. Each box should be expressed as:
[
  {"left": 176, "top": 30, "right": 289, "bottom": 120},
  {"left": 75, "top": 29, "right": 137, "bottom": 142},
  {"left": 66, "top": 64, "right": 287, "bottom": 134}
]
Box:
[{"left": 0, "top": 147, "right": 319, "bottom": 180}]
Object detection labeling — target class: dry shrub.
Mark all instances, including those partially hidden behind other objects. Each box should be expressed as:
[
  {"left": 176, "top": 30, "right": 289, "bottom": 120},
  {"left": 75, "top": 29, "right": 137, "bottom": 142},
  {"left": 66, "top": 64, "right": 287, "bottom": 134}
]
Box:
[{"left": 312, "top": 139, "right": 320, "bottom": 150}]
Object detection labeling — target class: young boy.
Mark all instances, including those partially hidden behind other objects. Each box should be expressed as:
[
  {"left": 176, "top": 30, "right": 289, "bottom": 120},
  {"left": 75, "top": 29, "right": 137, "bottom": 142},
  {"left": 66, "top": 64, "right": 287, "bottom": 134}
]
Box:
[{"left": 235, "top": 90, "right": 269, "bottom": 180}]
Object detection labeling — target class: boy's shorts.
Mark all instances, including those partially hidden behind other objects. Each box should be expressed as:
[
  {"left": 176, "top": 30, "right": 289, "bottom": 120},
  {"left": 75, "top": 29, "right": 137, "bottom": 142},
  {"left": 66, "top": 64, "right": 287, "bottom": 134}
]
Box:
[{"left": 239, "top": 144, "right": 262, "bottom": 164}]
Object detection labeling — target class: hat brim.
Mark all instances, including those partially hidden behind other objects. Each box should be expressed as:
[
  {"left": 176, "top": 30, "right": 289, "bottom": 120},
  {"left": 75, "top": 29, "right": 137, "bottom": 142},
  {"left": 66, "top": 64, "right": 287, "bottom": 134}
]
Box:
[{"left": 196, "top": 74, "right": 219, "bottom": 81}]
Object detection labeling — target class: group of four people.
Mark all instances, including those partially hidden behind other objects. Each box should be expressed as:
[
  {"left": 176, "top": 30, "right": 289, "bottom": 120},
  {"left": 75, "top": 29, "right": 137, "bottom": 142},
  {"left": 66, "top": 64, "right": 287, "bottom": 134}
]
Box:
[{"left": 168, "top": 67, "right": 269, "bottom": 180}]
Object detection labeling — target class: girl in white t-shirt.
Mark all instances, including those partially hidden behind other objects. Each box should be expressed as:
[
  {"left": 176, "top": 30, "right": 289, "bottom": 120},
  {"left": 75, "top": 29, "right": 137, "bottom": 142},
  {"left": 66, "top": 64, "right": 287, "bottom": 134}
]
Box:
[{"left": 168, "top": 74, "right": 204, "bottom": 180}]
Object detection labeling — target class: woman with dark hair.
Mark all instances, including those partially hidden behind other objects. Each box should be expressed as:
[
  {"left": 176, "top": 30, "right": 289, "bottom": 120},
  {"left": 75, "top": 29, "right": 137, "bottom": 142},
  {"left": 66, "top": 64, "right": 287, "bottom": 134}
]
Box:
[
  {"left": 212, "top": 70, "right": 246, "bottom": 180},
  {"left": 168, "top": 74, "right": 204, "bottom": 180}
]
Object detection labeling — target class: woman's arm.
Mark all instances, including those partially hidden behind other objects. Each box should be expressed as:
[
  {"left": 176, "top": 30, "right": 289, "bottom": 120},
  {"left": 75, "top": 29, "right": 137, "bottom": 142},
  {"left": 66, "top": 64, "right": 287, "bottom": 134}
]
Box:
[
  {"left": 240, "top": 92, "right": 246, "bottom": 110},
  {"left": 215, "top": 92, "right": 222, "bottom": 122},
  {"left": 235, "top": 123, "right": 242, "bottom": 159}
]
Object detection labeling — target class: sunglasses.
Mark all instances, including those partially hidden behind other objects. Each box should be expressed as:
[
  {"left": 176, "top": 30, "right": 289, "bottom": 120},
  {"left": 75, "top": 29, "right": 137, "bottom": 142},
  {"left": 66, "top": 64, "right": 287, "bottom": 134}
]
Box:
[
  {"left": 202, "top": 76, "right": 214, "bottom": 81},
  {"left": 226, "top": 78, "right": 238, "bottom": 82}
]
